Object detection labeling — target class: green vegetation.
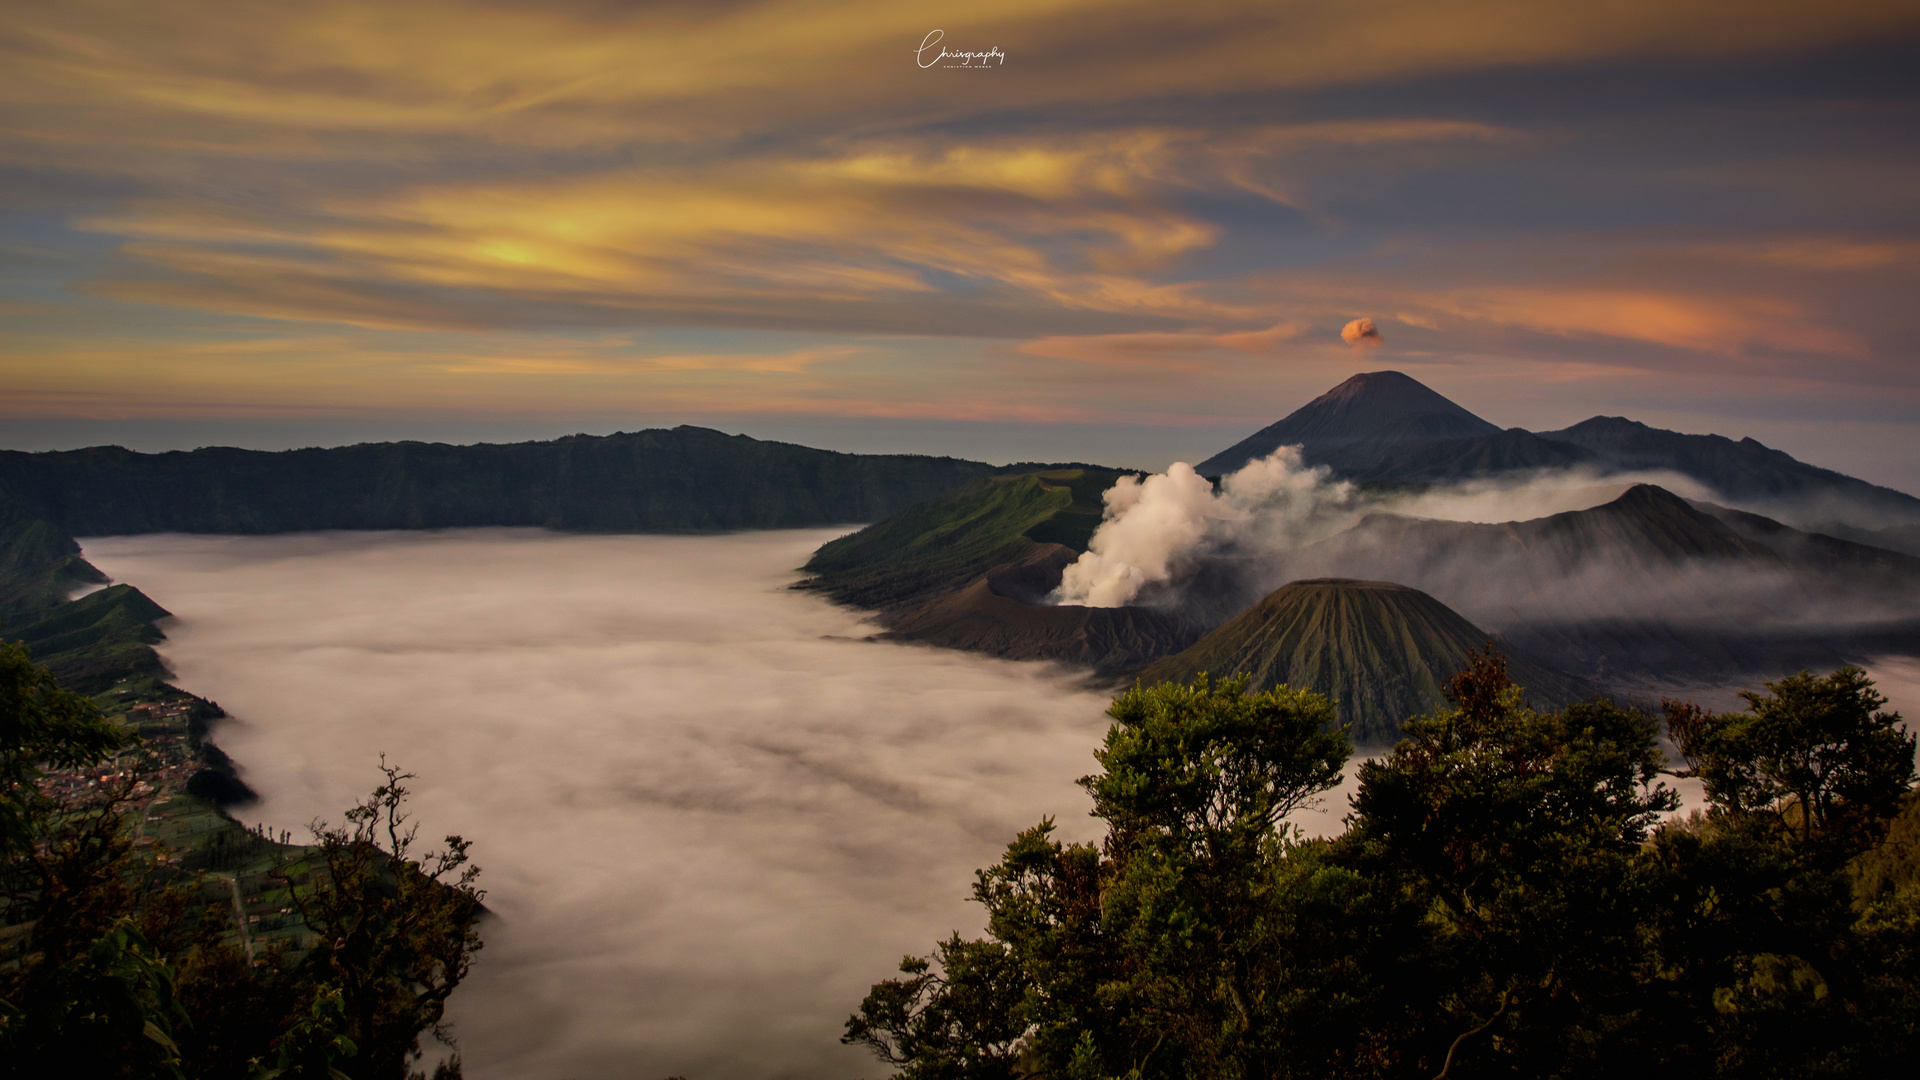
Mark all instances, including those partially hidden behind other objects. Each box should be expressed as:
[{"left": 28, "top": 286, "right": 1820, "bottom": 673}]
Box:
[
  {"left": 0, "top": 641, "right": 485, "bottom": 1079},
  {"left": 803, "top": 467, "right": 1131, "bottom": 611},
  {"left": 2, "top": 499, "right": 485, "bottom": 1077},
  {"left": 849, "top": 655, "right": 1920, "bottom": 1078},
  {"left": 1141, "top": 579, "right": 1590, "bottom": 744},
  {"left": 0, "top": 427, "right": 997, "bottom": 535}
]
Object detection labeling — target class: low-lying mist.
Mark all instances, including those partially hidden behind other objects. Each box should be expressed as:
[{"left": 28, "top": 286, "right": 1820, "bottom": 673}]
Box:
[
  {"left": 82, "top": 530, "right": 1152, "bottom": 1080},
  {"left": 1051, "top": 451, "right": 1920, "bottom": 640},
  {"left": 75, "top": 528, "right": 1914, "bottom": 1079}
]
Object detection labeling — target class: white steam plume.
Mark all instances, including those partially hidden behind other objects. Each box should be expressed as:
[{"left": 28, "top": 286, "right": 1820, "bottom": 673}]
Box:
[{"left": 1051, "top": 447, "right": 1352, "bottom": 607}]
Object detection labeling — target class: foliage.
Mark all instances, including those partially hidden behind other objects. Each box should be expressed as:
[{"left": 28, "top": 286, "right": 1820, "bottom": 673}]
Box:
[
  {"left": 848, "top": 675, "right": 1350, "bottom": 1079},
  {"left": 2, "top": 639, "right": 483, "bottom": 1079},
  {"left": 1666, "top": 666, "right": 1913, "bottom": 855},
  {"left": 850, "top": 654, "right": 1920, "bottom": 1079},
  {"left": 0, "top": 640, "right": 130, "bottom": 859},
  {"left": 280, "top": 759, "right": 484, "bottom": 1080}
]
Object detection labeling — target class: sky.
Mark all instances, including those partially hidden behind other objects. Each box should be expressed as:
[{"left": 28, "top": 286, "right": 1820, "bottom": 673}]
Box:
[{"left": 3, "top": 1, "right": 1918, "bottom": 486}]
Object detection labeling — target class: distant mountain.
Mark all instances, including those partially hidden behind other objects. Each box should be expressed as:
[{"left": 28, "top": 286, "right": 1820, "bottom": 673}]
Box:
[
  {"left": 0, "top": 427, "right": 998, "bottom": 535},
  {"left": 1539, "top": 416, "right": 1920, "bottom": 526},
  {"left": 1340, "top": 427, "right": 1592, "bottom": 485},
  {"left": 1196, "top": 372, "right": 1920, "bottom": 530},
  {"left": 1140, "top": 578, "right": 1590, "bottom": 744},
  {"left": 1280, "top": 485, "right": 1920, "bottom": 687},
  {"left": 1195, "top": 371, "right": 1500, "bottom": 477},
  {"left": 1810, "top": 521, "right": 1920, "bottom": 558}
]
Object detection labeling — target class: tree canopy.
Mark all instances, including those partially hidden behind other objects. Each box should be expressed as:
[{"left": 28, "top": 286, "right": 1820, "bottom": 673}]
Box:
[{"left": 849, "top": 653, "right": 1920, "bottom": 1079}]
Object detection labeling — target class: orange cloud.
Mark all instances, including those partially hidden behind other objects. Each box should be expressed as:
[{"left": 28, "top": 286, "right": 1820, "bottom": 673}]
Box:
[
  {"left": 6, "top": 1, "right": 1913, "bottom": 154},
  {"left": 1017, "top": 322, "right": 1305, "bottom": 368},
  {"left": 1419, "top": 288, "right": 1864, "bottom": 357}
]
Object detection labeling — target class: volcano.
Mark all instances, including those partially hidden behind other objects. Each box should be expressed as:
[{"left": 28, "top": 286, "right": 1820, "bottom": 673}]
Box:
[
  {"left": 1140, "top": 578, "right": 1590, "bottom": 744},
  {"left": 1195, "top": 370, "right": 1500, "bottom": 477}
]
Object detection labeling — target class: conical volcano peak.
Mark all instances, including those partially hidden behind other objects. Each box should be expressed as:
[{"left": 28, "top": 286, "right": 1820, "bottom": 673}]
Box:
[
  {"left": 1140, "top": 576, "right": 1588, "bottom": 743},
  {"left": 1315, "top": 370, "right": 1461, "bottom": 409},
  {"left": 1196, "top": 370, "right": 1499, "bottom": 476}
]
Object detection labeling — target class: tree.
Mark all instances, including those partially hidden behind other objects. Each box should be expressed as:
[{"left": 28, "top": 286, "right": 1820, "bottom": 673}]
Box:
[
  {"left": 849, "top": 655, "right": 1920, "bottom": 1079},
  {"left": 0, "top": 640, "right": 189, "bottom": 1078},
  {"left": 1666, "top": 666, "right": 1915, "bottom": 855},
  {"left": 0, "top": 640, "right": 129, "bottom": 861},
  {"left": 848, "top": 675, "right": 1349, "bottom": 1080},
  {"left": 280, "top": 760, "right": 484, "bottom": 1080},
  {"left": 1349, "top": 647, "right": 1679, "bottom": 1076}
]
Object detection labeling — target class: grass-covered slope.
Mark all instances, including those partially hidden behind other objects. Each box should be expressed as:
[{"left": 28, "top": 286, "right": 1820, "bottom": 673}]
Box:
[
  {"left": 0, "top": 426, "right": 997, "bottom": 535},
  {"left": 0, "top": 512, "right": 108, "bottom": 621},
  {"left": 802, "top": 467, "right": 1128, "bottom": 611},
  {"left": 0, "top": 502, "right": 173, "bottom": 692},
  {"left": 0, "top": 503, "right": 252, "bottom": 801},
  {"left": 1140, "top": 578, "right": 1591, "bottom": 744},
  {"left": 801, "top": 466, "right": 1201, "bottom": 672}
]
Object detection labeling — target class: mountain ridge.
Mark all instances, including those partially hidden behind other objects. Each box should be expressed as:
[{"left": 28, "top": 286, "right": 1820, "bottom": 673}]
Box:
[
  {"left": 1195, "top": 371, "right": 1920, "bottom": 528},
  {"left": 0, "top": 426, "right": 1000, "bottom": 535}
]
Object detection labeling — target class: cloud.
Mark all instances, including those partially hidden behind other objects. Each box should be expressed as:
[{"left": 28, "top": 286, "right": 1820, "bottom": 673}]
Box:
[
  {"left": 1419, "top": 288, "right": 1865, "bottom": 357},
  {"left": 1341, "top": 317, "right": 1382, "bottom": 347},
  {"left": 1015, "top": 322, "right": 1305, "bottom": 369},
  {"left": 6, "top": 1, "right": 1913, "bottom": 150},
  {"left": 80, "top": 528, "right": 1120, "bottom": 1080}
]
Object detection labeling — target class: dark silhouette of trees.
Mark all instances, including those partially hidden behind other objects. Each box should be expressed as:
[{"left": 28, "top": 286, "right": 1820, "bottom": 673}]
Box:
[
  {"left": 848, "top": 652, "right": 1920, "bottom": 1079},
  {"left": 1, "top": 643, "right": 485, "bottom": 1079}
]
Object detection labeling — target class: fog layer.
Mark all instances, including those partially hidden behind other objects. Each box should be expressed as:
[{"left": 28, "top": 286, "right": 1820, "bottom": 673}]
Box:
[
  {"left": 82, "top": 530, "right": 1133, "bottom": 1080},
  {"left": 1051, "top": 451, "right": 1919, "bottom": 638}
]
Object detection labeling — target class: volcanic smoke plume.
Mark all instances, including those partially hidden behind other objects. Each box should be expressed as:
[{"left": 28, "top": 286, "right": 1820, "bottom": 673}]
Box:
[{"left": 1341, "top": 318, "right": 1383, "bottom": 347}]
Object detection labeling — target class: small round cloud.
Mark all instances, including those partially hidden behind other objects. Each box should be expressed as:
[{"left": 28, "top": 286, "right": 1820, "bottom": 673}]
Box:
[{"left": 1341, "top": 318, "right": 1383, "bottom": 347}]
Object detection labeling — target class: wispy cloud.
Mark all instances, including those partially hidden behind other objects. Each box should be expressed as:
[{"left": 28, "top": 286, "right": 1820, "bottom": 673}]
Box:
[{"left": 2, "top": 0, "right": 1917, "bottom": 477}]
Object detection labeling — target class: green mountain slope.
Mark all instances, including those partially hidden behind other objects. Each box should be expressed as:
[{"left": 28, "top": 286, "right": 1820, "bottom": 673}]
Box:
[
  {"left": 1140, "top": 578, "right": 1589, "bottom": 744},
  {"left": 0, "top": 502, "right": 174, "bottom": 692},
  {"left": 802, "top": 467, "right": 1127, "bottom": 610},
  {"left": 0, "top": 426, "right": 997, "bottom": 535},
  {"left": 0, "top": 512, "right": 108, "bottom": 622},
  {"left": 802, "top": 466, "right": 1201, "bottom": 672}
]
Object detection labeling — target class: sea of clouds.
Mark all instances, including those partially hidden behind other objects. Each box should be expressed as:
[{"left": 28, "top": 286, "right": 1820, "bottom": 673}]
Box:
[
  {"left": 77, "top": 526, "right": 1916, "bottom": 1078},
  {"left": 1048, "top": 450, "right": 1920, "bottom": 636},
  {"left": 81, "top": 529, "right": 1147, "bottom": 1079}
]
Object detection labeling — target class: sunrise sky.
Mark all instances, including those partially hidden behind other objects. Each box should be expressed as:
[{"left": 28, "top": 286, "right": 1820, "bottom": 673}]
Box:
[{"left": 3, "top": 1, "right": 1917, "bottom": 485}]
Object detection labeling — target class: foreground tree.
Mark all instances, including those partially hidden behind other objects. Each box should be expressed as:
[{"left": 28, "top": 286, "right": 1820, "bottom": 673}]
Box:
[
  {"left": 848, "top": 675, "right": 1350, "bottom": 1080},
  {"left": 1347, "top": 648, "right": 1679, "bottom": 1076},
  {"left": 848, "top": 654, "right": 1920, "bottom": 1079},
  {"left": 0, "top": 641, "right": 187, "bottom": 1078},
  {"left": 1666, "top": 666, "right": 1914, "bottom": 857},
  {"left": 1, "top": 642, "right": 486, "bottom": 1079},
  {"left": 281, "top": 760, "right": 485, "bottom": 1080}
]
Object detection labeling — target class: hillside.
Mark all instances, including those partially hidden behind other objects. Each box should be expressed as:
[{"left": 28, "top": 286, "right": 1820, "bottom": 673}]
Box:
[
  {"left": 1140, "top": 578, "right": 1589, "bottom": 744},
  {"left": 802, "top": 467, "right": 1129, "bottom": 611},
  {"left": 0, "top": 427, "right": 997, "bottom": 535},
  {"left": 802, "top": 466, "right": 1204, "bottom": 672}
]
